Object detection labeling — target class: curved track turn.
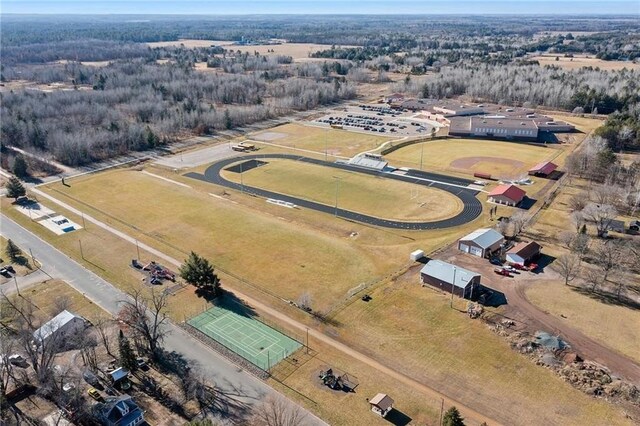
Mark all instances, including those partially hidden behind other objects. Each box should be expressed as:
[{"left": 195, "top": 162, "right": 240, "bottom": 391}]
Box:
[{"left": 185, "top": 154, "right": 482, "bottom": 230}]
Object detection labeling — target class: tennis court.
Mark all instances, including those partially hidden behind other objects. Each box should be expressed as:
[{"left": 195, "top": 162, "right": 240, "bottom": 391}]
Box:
[{"left": 188, "top": 299, "right": 302, "bottom": 371}]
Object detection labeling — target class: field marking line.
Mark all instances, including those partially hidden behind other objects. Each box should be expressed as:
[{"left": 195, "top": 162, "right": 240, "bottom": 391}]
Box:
[
  {"left": 245, "top": 138, "right": 351, "bottom": 160},
  {"left": 30, "top": 186, "right": 499, "bottom": 426},
  {"left": 209, "top": 193, "right": 239, "bottom": 204},
  {"left": 141, "top": 171, "right": 192, "bottom": 188}
]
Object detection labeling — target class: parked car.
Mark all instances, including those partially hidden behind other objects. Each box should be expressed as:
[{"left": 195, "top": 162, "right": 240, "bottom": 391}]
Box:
[
  {"left": 87, "top": 388, "right": 103, "bottom": 401},
  {"left": 0, "top": 268, "right": 11, "bottom": 278},
  {"left": 83, "top": 370, "right": 102, "bottom": 389},
  {"left": 136, "top": 358, "right": 149, "bottom": 371},
  {"left": 8, "top": 355, "right": 28, "bottom": 368},
  {"left": 489, "top": 257, "right": 502, "bottom": 266},
  {"left": 494, "top": 268, "right": 511, "bottom": 277}
]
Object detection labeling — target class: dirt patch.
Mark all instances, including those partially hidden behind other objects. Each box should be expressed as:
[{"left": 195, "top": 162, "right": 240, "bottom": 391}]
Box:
[
  {"left": 252, "top": 131, "right": 287, "bottom": 142},
  {"left": 450, "top": 156, "right": 525, "bottom": 172}
]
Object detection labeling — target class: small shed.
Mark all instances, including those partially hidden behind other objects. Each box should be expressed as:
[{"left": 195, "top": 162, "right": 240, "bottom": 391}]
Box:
[
  {"left": 488, "top": 184, "right": 526, "bottom": 207},
  {"left": 528, "top": 161, "right": 558, "bottom": 177},
  {"left": 410, "top": 249, "right": 425, "bottom": 261},
  {"left": 458, "top": 228, "right": 504, "bottom": 258},
  {"left": 420, "top": 260, "right": 481, "bottom": 299},
  {"left": 506, "top": 241, "right": 542, "bottom": 266},
  {"left": 33, "top": 310, "right": 87, "bottom": 347},
  {"left": 369, "top": 393, "right": 394, "bottom": 418},
  {"left": 109, "top": 367, "right": 130, "bottom": 384}
]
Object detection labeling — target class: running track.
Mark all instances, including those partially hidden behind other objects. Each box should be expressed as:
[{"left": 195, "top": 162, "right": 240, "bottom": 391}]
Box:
[{"left": 185, "top": 154, "right": 482, "bottom": 230}]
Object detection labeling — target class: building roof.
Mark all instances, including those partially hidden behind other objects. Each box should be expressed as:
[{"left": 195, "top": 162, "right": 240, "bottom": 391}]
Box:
[
  {"left": 369, "top": 393, "right": 394, "bottom": 410},
  {"left": 109, "top": 367, "right": 129, "bottom": 382},
  {"left": 420, "top": 260, "right": 480, "bottom": 289},
  {"left": 507, "top": 241, "right": 542, "bottom": 260},
  {"left": 100, "top": 395, "right": 144, "bottom": 426},
  {"left": 33, "top": 310, "right": 84, "bottom": 343},
  {"left": 470, "top": 116, "right": 539, "bottom": 131},
  {"left": 529, "top": 161, "right": 558, "bottom": 175},
  {"left": 459, "top": 228, "right": 504, "bottom": 249},
  {"left": 347, "top": 153, "right": 388, "bottom": 171},
  {"left": 488, "top": 184, "right": 526, "bottom": 202}
]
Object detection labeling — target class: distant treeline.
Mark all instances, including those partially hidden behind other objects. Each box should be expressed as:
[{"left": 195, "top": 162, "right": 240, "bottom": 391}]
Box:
[{"left": 0, "top": 60, "right": 355, "bottom": 166}]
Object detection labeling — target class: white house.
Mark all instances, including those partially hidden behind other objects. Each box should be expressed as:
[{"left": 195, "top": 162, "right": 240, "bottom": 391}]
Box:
[{"left": 33, "top": 310, "right": 87, "bottom": 347}]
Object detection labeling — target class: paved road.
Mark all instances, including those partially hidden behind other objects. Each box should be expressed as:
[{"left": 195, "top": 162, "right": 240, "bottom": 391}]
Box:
[
  {"left": 0, "top": 215, "right": 326, "bottom": 425},
  {"left": 186, "top": 154, "right": 483, "bottom": 230}
]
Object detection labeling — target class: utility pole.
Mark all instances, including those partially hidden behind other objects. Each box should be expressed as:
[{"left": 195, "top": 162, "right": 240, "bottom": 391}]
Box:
[
  {"left": 81, "top": 212, "right": 86, "bottom": 229},
  {"left": 79, "top": 239, "right": 84, "bottom": 260},
  {"left": 13, "top": 275, "right": 20, "bottom": 296},
  {"left": 420, "top": 142, "right": 425, "bottom": 170},
  {"left": 135, "top": 239, "right": 141, "bottom": 260},
  {"left": 333, "top": 176, "right": 341, "bottom": 217},
  {"left": 306, "top": 327, "right": 309, "bottom": 354}
]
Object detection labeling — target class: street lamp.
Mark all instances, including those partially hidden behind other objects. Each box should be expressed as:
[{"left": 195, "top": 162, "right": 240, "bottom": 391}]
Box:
[
  {"left": 333, "top": 176, "right": 342, "bottom": 217},
  {"left": 450, "top": 266, "right": 457, "bottom": 308}
]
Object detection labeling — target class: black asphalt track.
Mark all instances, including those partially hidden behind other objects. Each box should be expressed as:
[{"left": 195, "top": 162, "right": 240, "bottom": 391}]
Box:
[{"left": 185, "top": 154, "right": 482, "bottom": 230}]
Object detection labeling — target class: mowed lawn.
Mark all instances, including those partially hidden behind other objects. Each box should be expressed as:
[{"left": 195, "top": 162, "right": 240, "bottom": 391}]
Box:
[
  {"left": 222, "top": 159, "right": 462, "bottom": 221},
  {"left": 248, "top": 122, "right": 392, "bottom": 158},
  {"left": 386, "top": 138, "right": 561, "bottom": 178},
  {"left": 331, "top": 271, "right": 632, "bottom": 426},
  {"left": 41, "top": 170, "right": 387, "bottom": 312},
  {"left": 526, "top": 280, "right": 640, "bottom": 364}
]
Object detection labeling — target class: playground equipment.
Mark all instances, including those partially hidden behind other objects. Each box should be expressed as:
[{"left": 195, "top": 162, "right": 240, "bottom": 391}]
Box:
[
  {"left": 131, "top": 259, "right": 176, "bottom": 284},
  {"left": 319, "top": 368, "right": 358, "bottom": 392}
]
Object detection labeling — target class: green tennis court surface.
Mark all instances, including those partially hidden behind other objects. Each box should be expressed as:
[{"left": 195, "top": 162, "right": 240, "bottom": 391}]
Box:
[{"left": 188, "top": 299, "right": 302, "bottom": 371}]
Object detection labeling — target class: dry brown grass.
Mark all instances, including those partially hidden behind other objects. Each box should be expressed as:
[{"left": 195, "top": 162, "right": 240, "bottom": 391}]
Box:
[{"left": 530, "top": 54, "right": 640, "bottom": 71}]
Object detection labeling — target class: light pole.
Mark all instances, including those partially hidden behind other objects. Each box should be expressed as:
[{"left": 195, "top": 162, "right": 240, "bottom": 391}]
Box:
[
  {"left": 333, "top": 176, "right": 341, "bottom": 217},
  {"left": 420, "top": 142, "right": 425, "bottom": 171},
  {"left": 13, "top": 275, "right": 20, "bottom": 296}
]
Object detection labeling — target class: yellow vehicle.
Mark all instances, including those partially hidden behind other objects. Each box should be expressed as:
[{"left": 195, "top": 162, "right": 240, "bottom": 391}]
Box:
[{"left": 87, "top": 387, "right": 102, "bottom": 401}]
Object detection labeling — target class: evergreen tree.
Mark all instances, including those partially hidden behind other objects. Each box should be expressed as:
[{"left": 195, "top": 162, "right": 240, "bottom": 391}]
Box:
[
  {"left": 5, "top": 239, "right": 23, "bottom": 262},
  {"left": 179, "top": 252, "right": 221, "bottom": 297},
  {"left": 5, "top": 176, "right": 26, "bottom": 200},
  {"left": 224, "top": 110, "right": 233, "bottom": 130},
  {"left": 118, "top": 330, "right": 137, "bottom": 371},
  {"left": 12, "top": 155, "right": 28, "bottom": 178},
  {"left": 442, "top": 406, "right": 465, "bottom": 426}
]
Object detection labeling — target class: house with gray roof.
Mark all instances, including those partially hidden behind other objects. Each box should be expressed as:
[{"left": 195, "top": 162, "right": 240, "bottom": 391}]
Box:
[
  {"left": 420, "top": 260, "right": 481, "bottom": 299},
  {"left": 96, "top": 395, "right": 145, "bottom": 426},
  {"left": 458, "top": 228, "right": 505, "bottom": 258},
  {"left": 33, "top": 310, "right": 87, "bottom": 347}
]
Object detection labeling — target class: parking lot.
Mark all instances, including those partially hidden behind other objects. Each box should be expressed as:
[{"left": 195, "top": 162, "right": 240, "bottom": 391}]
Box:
[{"left": 312, "top": 103, "right": 442, "bottom": 137}]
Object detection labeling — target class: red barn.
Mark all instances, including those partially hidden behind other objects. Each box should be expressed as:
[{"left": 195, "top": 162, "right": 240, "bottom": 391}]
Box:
[{"left": 528, "top": 161, "right": 558, "bottom": 177}]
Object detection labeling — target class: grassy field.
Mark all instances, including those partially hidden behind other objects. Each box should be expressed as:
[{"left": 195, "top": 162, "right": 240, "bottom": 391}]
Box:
[
  {"left": 526, "top": 280, "right": 640, "bottom": 364},
  {"left": 530, "top": 54, "right": 640, "bottom": 71},
  {"left": 5, "top": 279, "right": 106, "bottom": 324},
  {"left": 385, "top": 138, "right": 561, "bottom": 179},
  {"left": 248, "top": 122, "right": 392, "bottom": 158},
  {"left": 222, "top": 158, "right": 463, "bottom": 221},
  {"left": 330, "top": 270, "right": 634, "bottom": 426},
  {"left": 38, "top": 169, "right": 393, "bottom": 312}
]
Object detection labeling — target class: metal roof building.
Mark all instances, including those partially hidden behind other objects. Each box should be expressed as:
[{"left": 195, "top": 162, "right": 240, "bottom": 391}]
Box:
[
  {"left": 458, "top": 228, "right": 505, "bottom": 258},
  {"left": 33, "top": 310, "right": 86, "bottom": 346},
  {"left": 420, "top": 260, "right": 481, "bottom": 299}
]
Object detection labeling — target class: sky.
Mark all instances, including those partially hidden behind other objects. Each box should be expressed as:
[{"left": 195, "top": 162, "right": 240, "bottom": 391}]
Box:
[{"left": 2, "top": 1, "right": 639, "bottom": 15}]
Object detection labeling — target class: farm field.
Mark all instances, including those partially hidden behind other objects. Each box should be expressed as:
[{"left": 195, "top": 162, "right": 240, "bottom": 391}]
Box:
[
  {"left": 529, "top": 54, "right": 640, "bottom": 71},
  {"left": 330, "top": 269, "right": 635, "bottom": 426},
  {"left": 247, "top": 122, "right": 393, "bottom": 158},
  {"left": 384, "top": 137, "right": 562, "bottom": 179},
  {"left": 37, "top": 169, "right": 393, "bottom": 312},
  {"left": 526, "top": 280, "right": 640, "bottom": 364},
  {"left": 221, "top": 158, "right": 463, "bottom": 221}
]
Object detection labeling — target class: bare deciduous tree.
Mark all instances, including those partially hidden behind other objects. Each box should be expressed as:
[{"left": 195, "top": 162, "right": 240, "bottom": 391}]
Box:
[
  {"left": 581, "top": 202, "right": 617, "bottom": 237},
  {"left": 509, "top": 210, "right": 528, "bottom": 237},
  {"left": 118, "top": 289, "right": 169, "bottom": 360},
  {"left": 593, "top": 240, "right": 627, "bottom": 283},
  {"left": 251, "top": 394, "right": 308, "bottom": 426},
  {"left": 94, "top": 314, "right": 115, "bottom": 357},
  {"left": 553, "top": 254, "right": 581, "bottom": 286}
]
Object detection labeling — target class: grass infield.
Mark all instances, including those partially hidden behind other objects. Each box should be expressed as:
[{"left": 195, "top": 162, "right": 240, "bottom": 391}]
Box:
[{"left": 188, "top": 298, "right": 302, "bottom": 371}]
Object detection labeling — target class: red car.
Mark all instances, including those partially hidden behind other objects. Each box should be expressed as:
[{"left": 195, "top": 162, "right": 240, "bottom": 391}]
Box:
[{"left": 494, "top": 267, "right": 511, "bottom": 277}]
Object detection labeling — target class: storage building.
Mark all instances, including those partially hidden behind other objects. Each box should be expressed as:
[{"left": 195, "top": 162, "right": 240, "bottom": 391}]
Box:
[
  {"left": 506, "top": 241, "right": 542, "bottom": 266},
  {"left": 458, "top": 228, "right": 505, "bottom": 258},
  {"left": 488, "top": 184, "right": 526, "bottom": 206},
  {"left": 420, "top": 260, "right": 481, "bottom": 299}
]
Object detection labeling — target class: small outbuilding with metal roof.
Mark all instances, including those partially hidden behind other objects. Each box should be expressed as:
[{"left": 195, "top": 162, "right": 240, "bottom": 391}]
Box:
[
  {"left": 488, "top": 184, "right": 526, "bottom": 207},
  {"left": 33, "top": 310, "right": 87, "bottom": 347},
  {"left": 369, "top": 393, "right": 394, "bottom": 418},
  {"left": 420, "top": 260, "right": 481, "bottom": 299},
  {"left": 458, "top": 228, "right": 505, "bottom": 258},
  {"left": 506, "top": 241, "right": 542, "bottom": 266},
  {"left": 528, "top": 161, "right": 558, "bottom": 177}
]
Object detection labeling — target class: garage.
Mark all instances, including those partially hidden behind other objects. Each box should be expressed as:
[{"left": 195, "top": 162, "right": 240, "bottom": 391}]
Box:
[
  {"left": 459, "top": 243, "right": 470, "bottom": 253},
  {"left": 470, "top": 246, "right": 483, "bottom": 257}
]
